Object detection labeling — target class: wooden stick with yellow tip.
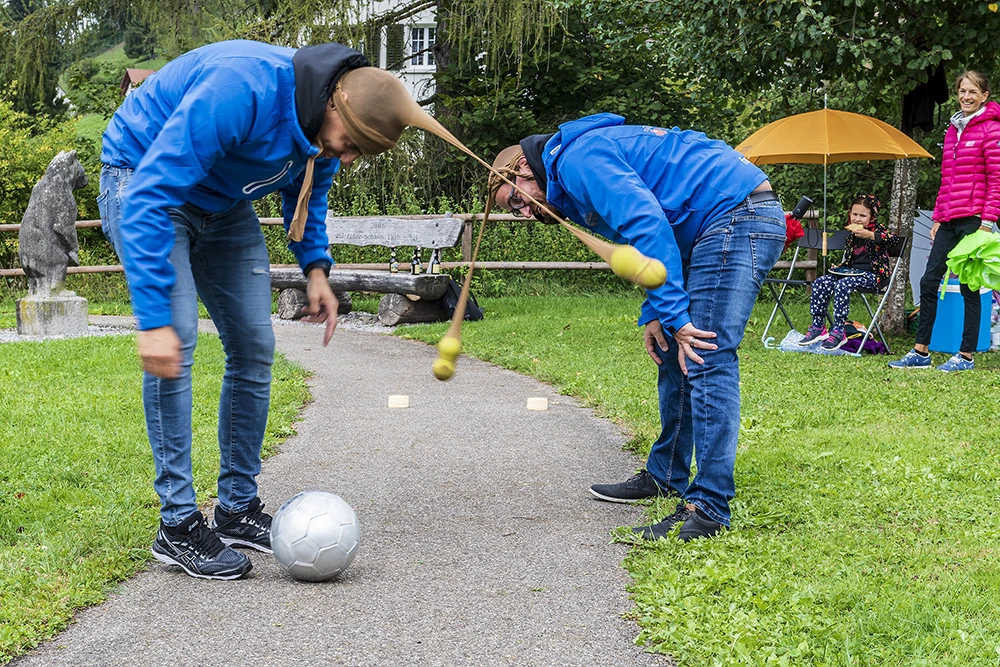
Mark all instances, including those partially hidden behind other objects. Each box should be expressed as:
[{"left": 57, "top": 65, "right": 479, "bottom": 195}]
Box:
[
  {"left": 406, "top": 109, "right": 667, "bottom": 381},
  {"left": 431, "top": 199, "right": 490, "bottom": 381}
]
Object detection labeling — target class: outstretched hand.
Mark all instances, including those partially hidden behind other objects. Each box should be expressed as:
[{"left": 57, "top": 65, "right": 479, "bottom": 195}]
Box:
[{"left": 303, "top": 268, "right": 338, "bottom": 346}]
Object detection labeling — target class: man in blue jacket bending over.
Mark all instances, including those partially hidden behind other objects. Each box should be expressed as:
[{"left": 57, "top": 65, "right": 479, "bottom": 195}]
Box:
[
  {"left": 490, "top": 114, "right": 785, "bottom": 540},
  {"left": 100, "top": 40, "right": 410, "bottom": 579}
]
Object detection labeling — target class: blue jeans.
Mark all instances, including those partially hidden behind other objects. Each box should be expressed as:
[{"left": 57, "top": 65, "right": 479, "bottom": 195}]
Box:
[
  {"left": 646, "top": 197, "right": 785, "bottom": 525},
  {"left": 98, "top": 165, "right": 275, "bottom": 526}
]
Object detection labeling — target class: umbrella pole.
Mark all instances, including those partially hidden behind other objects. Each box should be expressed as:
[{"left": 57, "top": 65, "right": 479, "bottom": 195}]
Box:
[
  {"left": 822, "top": 160, "right": 828, "bottom": 273},
  {"left": 823, "top": 93, "right": 828, "bottom": 274}
]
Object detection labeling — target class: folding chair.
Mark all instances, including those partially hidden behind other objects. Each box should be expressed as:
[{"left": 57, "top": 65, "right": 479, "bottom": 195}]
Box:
[
  {"left": 845, "top": 236, "right": 909, "bottom": 357},
  {"left": 761, "top": 229, "right": 851, "bottom": 347}
]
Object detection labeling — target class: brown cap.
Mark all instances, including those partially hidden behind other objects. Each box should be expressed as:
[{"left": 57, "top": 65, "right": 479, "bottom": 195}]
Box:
[
  {"left": 333, "top": 66, "right": 477, "bottom": 162},
  {"left": 487, "top": 145, "right": 531, "bottom": 200},
  {"left": 333, "top": 67, "right": 414, "bottom": 155}
]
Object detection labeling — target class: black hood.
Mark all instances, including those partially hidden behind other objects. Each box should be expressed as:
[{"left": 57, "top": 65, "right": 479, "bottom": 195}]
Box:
[
  {"left": 519, "top": 132, "right": 555, "bottom": 194},
  {"left": 292, "top": 42, "right": 369, "bottom": 143}
]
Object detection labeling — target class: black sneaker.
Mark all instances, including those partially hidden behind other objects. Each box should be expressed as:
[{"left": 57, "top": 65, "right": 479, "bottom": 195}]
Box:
[
  {"left": 631, "top": 502, "right": 692, "bottom": 540},
  {"left": 678, "top": 507, "right": 725, "bottom": 542},
  {"left": 212, "top": 497, "right": 273, "bottom": 554},
  {"left": 151, "top": 511, "right": 252, "bottom": 580},
  {"left": 590, "top": 469, "right": 669, "bottom": 503}
]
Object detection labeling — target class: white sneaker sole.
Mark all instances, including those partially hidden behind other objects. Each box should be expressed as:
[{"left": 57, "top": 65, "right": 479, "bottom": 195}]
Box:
[
  {"left": 218, "top": 535, "right": 273, "bottom": 554},
  {"left": 151, "top": 547, "right": 252, "bottom": 580},
  {"left": 589, "top": 488, "right": 653, "bottom": 504}
]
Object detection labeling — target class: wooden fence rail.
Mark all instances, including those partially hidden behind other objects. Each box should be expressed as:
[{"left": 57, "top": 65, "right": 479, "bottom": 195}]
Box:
[{"left": 1, "top": 212, "right": 816, "bottom": 279}]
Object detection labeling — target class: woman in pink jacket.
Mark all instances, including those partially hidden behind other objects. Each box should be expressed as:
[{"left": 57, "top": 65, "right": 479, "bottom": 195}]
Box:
[{"left": 890, "top": 70, "right": 1000, "bottom": 372}]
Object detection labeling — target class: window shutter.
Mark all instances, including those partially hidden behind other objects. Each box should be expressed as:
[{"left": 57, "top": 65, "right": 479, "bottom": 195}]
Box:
[
  {"left": 385, "top": 24, "right": 405, "bottom": 70},
  {"left": 362, "top": 25, "right": 381, "bottom": 67}
]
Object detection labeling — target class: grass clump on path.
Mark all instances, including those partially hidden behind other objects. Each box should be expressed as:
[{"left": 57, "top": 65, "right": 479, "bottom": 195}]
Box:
[
  {"left": 0, "top": 333, "right": 309, "bottom": 664},
  {"left": 398, "top": 296, "right": 1000, "bottom": 666}
]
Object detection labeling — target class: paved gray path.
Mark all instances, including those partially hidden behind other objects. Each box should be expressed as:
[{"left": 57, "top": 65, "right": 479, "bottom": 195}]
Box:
[{"left": 15, "top": 317, "right": 665, "bottom": 667}]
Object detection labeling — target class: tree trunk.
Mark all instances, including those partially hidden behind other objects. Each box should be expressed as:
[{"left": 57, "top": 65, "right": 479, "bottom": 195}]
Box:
[
  {"left": 277, "top": 288, "right": 352, "bottom": 319},
  {"left": 884, "top": 157, "right": 920, "bottom": 334},
  {"left": 377, "top": 293, "right": 447, "bottom": 326}
]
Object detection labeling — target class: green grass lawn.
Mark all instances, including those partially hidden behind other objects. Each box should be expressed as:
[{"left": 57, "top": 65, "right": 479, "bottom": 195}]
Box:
[
  {"left": 75, "top": 113, "right": 109, "bottom": 145},
  {"left": 397, "top": 295, "right": 1000, "bottom": 666},
  {"left": 0, "top": 334, "right": 309, "bottom": 663},
  {"left": 3, "top": 292, "right": 999, "bottom": 665}
]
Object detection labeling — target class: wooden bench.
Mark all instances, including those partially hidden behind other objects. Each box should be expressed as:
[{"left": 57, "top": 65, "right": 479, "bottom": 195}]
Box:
[{"left": 269, "top": 213, "right": 464, "bottom": 325}]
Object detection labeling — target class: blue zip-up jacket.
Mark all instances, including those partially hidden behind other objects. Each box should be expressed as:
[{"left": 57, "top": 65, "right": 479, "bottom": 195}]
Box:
[
  {"left": 101, "top": 40, "right": 362, "bottom": 331},
  {"left": 541, "top": 113, "right": 768, "bottom": 333}
]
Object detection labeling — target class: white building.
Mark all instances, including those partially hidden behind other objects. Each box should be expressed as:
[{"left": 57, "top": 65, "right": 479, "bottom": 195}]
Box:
[{"left": 367, "top": 1, "right": 437, "bottom": 103}]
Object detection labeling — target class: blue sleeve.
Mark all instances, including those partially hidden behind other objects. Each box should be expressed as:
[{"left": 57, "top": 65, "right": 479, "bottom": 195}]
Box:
[
  {"left": 279, "top": 158, "right": 338, "bottom": 271},
  {"left": 119, "top": 65, "right": 259, "bottom": 331},
  {"left": 559, "top": 138, "right": 692, "bottom": 333}
]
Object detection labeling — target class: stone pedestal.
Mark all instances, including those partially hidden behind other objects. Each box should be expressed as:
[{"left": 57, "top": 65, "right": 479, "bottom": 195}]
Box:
[{"left": 16, "top": 293, "right": 89, "bottom": 336}]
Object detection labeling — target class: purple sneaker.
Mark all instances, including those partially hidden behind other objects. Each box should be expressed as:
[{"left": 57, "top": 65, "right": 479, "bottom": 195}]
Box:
[
  {"left": 822, "top": 327, "right": 848, "bottom": 350},
  {"left": 799, "top": 324, "right": 827, "bottom": 346}
]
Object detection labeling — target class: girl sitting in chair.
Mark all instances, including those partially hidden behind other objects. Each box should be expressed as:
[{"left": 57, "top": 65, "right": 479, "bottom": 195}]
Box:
[{"left": 799, "top": 194, "right": 901, "bottom": 350}]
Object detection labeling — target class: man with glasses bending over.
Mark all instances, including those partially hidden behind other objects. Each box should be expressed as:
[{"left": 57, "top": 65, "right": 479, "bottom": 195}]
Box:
[{"left": 490, "top": 113, "right": 785, "bottom": 540}]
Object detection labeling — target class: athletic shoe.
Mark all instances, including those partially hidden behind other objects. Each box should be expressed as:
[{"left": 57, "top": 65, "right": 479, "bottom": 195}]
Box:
[
  {"left": 631, "top": 502, "right": 692, "bottom": 540},
  {"left": 888, "top": 349, "right": 932, "bottom": 369},
  {"left": 798, "top": 324, "right": 827, "bottom": 346},
  {"left": 678, "top": 508, "right": 726, "bottom": 542},
  {"left": 152, "top": 511, "right": 252, "bottom": 580},
  {"left": 590, "top": 469, "right": 670, "bottom": 503},
  {"left": 937, "top": 354, "right": 974, "bottom": 373},
  {"left": 821, "top": 327, "right": 848, "bottom": 350},
  {"left": 212, "top": 497, "right": 273, "bottom": 554}
]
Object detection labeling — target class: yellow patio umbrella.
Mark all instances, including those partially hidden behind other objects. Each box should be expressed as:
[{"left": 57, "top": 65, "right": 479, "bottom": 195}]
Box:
[
  {"left": 735, "top": 108, "right": 934, "bottom": 259},
  {"left": 736, "top": 108, "right": 933, "bottom": 165}
]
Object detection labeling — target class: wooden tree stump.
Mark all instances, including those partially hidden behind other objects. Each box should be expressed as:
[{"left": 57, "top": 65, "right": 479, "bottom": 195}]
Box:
[
  {"left": 277, "top": 288, "right": 352, "bottom": 320},
  {"left": 377, "top": 293, "right": 447, "bottom": 326}
]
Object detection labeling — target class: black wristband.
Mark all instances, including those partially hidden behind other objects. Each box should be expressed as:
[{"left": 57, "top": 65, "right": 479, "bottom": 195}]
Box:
[{"left": 304, "top": 261, "right": 331, "bottom": 278}]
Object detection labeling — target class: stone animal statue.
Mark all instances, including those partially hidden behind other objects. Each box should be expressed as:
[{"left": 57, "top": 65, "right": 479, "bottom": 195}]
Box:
[{"left": 18, "top": 150, "right": 89, "bottom": 296}]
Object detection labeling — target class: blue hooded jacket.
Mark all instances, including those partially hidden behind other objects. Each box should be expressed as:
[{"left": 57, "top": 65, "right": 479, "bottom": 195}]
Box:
[
  {"left": 540, "top": 113, "right": 768, "bottom": 333},
  {"left": 101, "top": 40, "right": 366, "bottom": 331}
]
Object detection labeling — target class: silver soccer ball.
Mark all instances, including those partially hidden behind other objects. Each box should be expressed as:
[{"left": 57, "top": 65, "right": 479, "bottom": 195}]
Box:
[{"left": 270, "top": 490, "right": 360, "bottom": 582}]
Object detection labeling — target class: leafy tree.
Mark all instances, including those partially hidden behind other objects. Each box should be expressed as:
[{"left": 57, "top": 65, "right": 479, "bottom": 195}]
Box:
[
  {"left": 63, "top": 58, "right": 126, "bottom": 117},
  {"left": 123, "top": 20, "right": 156, "bottom": 60},
  {"left": 568, "top": 0, "right": 1000, "bottom": 331}
]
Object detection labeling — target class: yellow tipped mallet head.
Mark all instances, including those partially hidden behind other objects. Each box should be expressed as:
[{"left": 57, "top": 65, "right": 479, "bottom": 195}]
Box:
[
  {"left": 437, "top": 336, "right": 461, "bottom": 361},
  {"left": 432, "top": 357, "right": 456, "bottom": 381},
  {"left": 609, "top": 245, "right": 667, "bottom": 290}
]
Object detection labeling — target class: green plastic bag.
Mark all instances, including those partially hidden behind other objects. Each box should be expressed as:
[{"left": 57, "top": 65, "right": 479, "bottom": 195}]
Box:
[{"left": 943, "top": 230, "right": 1000, "bottom": 298}]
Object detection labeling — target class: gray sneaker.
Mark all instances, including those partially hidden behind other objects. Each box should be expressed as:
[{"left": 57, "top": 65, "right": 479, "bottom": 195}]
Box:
[
  {"left": 590, "top": 469, "right": 671, "bottom": 503},
  {"left": 152, "top": 511, "right": 252, "bottom": 580},
  {"left": 632, "top": 502, "right": 693, "bottom": 540},
  {"left": 678, "top": 508, "right": 726, "bottom": 542},
  {"left": 212, "top": 497, "right": 273, "bottom": 554}
]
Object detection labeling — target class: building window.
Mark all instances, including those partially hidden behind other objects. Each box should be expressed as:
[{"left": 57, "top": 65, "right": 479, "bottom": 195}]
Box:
[{"left": 409, "top": 26, "right": 435, "bottom": 67}]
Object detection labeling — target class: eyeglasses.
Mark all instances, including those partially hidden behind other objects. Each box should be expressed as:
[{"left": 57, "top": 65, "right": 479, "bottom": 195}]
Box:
[{"left": 507, "top": 184, "right": 530, "bottom": 218}]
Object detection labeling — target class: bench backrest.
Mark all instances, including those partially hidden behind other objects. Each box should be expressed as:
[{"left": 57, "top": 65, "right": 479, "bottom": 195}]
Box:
[{"left": 324, "top": 213, "right": 463, "bottom": 249}]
